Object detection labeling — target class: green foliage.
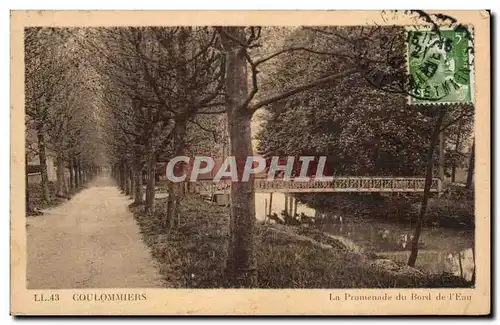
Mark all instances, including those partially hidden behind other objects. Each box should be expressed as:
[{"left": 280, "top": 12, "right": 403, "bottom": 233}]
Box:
[
  {"left": 443, "top": 107, "right": 474, "bottom": 178},
  {"left": 424, "top": 197, "right": 474, "bottom": 229},
  {"left": 27, "top": 180, "right": 89, "bottom": 216},
  {"left": 297, "top": 190, "right": 473, "bottom": 229},
  {"left": 132, "top": 197, "right": 229, "bottom": 288},
  {"left": 257, "top": 27, "right": 436, "bottom": 176},
  {"left": 257, "top": 227, "right": 470, "bottom": 288},
  {"left": 92, "top": 27, "right": 225, "bottom": 167},
  {"left": 256, "top": 27, "right": 474, "bottom": 178},
  {"left": 25, "top": 27, "right": 105, "bottom": 169},
  {"left": 26, "top": 181, "right": 66, "bottom": 214}
]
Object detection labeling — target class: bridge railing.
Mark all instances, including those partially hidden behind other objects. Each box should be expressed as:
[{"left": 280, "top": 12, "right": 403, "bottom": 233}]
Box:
[{"left": 188, "top": 177, "right": 441, "bottom": 194}]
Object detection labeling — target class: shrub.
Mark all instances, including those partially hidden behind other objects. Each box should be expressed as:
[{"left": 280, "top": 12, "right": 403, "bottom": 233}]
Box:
[
  {"left": 422, "top": 198, "right": 474, "bottom": 229},
  {"left": 299, "top": 190, "right": 473, "bottom": 229}
]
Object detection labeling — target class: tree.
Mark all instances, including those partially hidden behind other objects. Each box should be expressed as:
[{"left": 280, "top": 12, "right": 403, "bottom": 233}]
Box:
[
  {"left": 87, "top": 27, "right": 225, "bottom": 221},
  {"left": 217, "top": 26, "right": 361, "bottom": 286},
  {"left": 444, "top": 109, "right": 474, "bottom": 182},
  {"left": 45, "top": 65, "right": 99, "bottom": 197},
  {"left": 218, "top": 11, "right": 475, "bottom": 283},
  {"left": 25, "top": 28, "right": 105, "bottom": 211},
  {"left": 83, "top": 27, "right": 173, "bottom": 213},
  {"left": 147, "top": 27, "right": 225, "bottom": 228},
  {"left": 407, "top": 106, "right": 446, "bottom": 267},
  {"left": 25, "top": 28, "right": 69, "bottom": 203},
  {"left": 466, "top": 139, "right": 475, "bottom": 190}
]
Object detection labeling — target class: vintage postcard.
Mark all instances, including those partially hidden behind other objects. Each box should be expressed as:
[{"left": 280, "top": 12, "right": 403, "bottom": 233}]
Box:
[{"left": 10, "top": 10, "right": 490, "bottom": 315}]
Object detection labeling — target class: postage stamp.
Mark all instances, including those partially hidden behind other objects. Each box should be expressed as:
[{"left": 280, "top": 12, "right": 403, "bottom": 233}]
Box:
[
  {"left": 406, "top": 28, "right": 474, "bottom": 105},
  {"left": 10, "top": 10, "right": 490, "bottom": 316}
]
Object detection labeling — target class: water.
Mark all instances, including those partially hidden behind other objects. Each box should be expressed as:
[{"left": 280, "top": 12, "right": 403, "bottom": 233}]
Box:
[
  {"left": 254, "top": 192, "right": 474, "bottom": 281},
  {"left": 321, "top": 221, "right": 474, "bottom": 281},
  {"left": 255, "top": 192, "right": 315, "bottom": 220}
]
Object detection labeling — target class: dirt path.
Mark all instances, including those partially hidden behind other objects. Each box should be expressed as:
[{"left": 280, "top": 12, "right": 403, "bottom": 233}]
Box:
[{"left": 26, "top": 175, "right": 164, "bottom": 289}]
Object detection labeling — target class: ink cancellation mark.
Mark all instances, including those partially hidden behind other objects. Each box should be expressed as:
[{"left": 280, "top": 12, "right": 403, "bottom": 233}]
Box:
[{"left": 406, "top": 28, "right": 473, "bottom": 105}]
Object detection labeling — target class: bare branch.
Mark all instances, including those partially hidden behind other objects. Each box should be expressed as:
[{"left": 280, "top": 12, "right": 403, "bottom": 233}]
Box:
[
  {"left": 250, "top": 68, "right": 360, "bottom": 111},
  {"left": 439, "top": 109, "right": 474, "bottom": 133},
  {"left": 240, "top": 50, "right": 259, "bottom": 110},
  {"left": 254, "top": 46, "right": 355, "bottom": 66}
]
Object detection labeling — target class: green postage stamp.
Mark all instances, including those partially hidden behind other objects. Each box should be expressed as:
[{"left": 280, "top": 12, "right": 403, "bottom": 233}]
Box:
[{"left": 406, "top": 28, "right": 473, "bottom": 105}]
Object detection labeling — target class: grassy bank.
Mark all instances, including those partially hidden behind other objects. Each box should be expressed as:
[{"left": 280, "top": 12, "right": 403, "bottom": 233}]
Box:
[
  {"left": 132, "top": 195, "right": 471, "bottom": 288},
  {"left": 27, "top": 181, "right": 87, "bottom": 216}
]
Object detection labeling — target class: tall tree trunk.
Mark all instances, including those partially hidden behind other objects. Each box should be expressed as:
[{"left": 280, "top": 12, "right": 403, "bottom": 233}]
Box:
[
  {"left": 268, "top": 193, "right": 273, "bottom": 217},
  {"left": 78, "top": 159, "right": 83, "bottom": 185},
  {"left": 133, "top": 155, "right": 144, "bottom": 205},
  {"left": 63, "top": 165, "right": 68, "bottom": 194},
  {"left": 408, "top": 107, "right": 446, "bottom": 267},
  {"left": 68, "top": 160, "right": 74, "bottom": 192},
  {"left": 81, "top": 163, "right": 85, "bottom": 185},
  {"left": 166, "top": 119, "right": 187, "bottom": 228},
  {"left": 36, "top": 125, "right": 50, "bottom": 202},
  {"left": 451, "top": 129, "right": 461, "bottom": 183},
  {"left": 129, "top": 165, "right": 135, "bottom": 199},
  {"left": 114, "top": 164, "right": 119, "bottom": 186},
  {"left": 439, "top": 131, "right": 445, "bottom": 182},
  {"left": 145, "top": 148, "right": 156, "bottom": 215},
  {"left": 119, "top": 163, "right": 125, "bottom": 191},
  {"left": 221, "top": 27, "right": 257, "bottom": 287},
  {"left": 166, "top": 29, "right": 189, "bottom": 228},
  {"left": 466, "top": 140, "right": 475, "bottom": 190},
  {"left": 284, "top": 194, "right": 289, "bottom": 217},
  {"left": 55, "top": 154, "right": 66, "bottom": 198},
  {"left": 471, "top": 243, "right": 476, "bottom": 284},
  {"left": 25, "top": 153, "right": 32, "bottom": 214},
  {"left": 293, "top": 198, "right": 298, "bottom": 217},
  {"left": 124, "top": 162, "right": 130, "bottom": 195},
  {"left": 73, "top": 158, "right": 79, "bottom": 188}
]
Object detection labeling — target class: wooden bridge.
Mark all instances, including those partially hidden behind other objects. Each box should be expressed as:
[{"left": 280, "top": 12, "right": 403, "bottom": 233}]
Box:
[{"left": 187, "top": 177, "right": 442, "bottom": 195}]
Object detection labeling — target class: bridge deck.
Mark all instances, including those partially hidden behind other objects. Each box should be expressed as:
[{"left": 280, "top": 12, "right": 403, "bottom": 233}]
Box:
[{"left": 187, "top": 177, "right": 442, "bottom": 194}]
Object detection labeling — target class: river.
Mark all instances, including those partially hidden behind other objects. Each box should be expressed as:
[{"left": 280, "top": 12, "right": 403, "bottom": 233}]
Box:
[{"left": 254, "top": 192, "right": 475, "bottom": 281}]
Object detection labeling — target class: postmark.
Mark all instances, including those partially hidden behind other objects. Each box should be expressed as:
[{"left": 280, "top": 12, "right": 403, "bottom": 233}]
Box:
[{"left": 406, "top": 28, "right": 474, "bottom": 105}]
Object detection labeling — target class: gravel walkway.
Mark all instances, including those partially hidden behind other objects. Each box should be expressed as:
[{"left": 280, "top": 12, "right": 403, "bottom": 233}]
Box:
[{"left": 26, "top": 176, "right": 164, "bottom": 289}]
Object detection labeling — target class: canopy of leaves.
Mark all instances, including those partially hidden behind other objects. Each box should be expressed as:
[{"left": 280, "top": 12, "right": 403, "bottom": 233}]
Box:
[{"left": 257, "top": 27, "right": 443, "bottom": 176}]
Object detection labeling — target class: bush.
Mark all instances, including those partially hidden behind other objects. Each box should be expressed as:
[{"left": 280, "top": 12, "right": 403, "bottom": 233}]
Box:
[
  {"left": 298, "top": 190, "right": 473, "bottom": 229},
  {"left": 422, "top": 198, "right": 474, "bottom": 229},
  {"left": 26, "top": 165, "right": 42, "bottom": 174},
  {"left": 256, "top": 225, "right": 471, "bottom": 288},
  {"left": 132, "top": 197, "right": 230, "bottom": 288},
  {"left": 27, "top": 180, "right": 88, "bottom": 216},
  {"left": 26, "top": 181, "right": 59, "bottom": 213}
]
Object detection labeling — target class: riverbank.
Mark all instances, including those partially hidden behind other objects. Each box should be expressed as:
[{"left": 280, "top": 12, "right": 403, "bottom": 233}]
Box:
[{"left": 131, "top": 195, "right": 471, "bottom": 288}]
